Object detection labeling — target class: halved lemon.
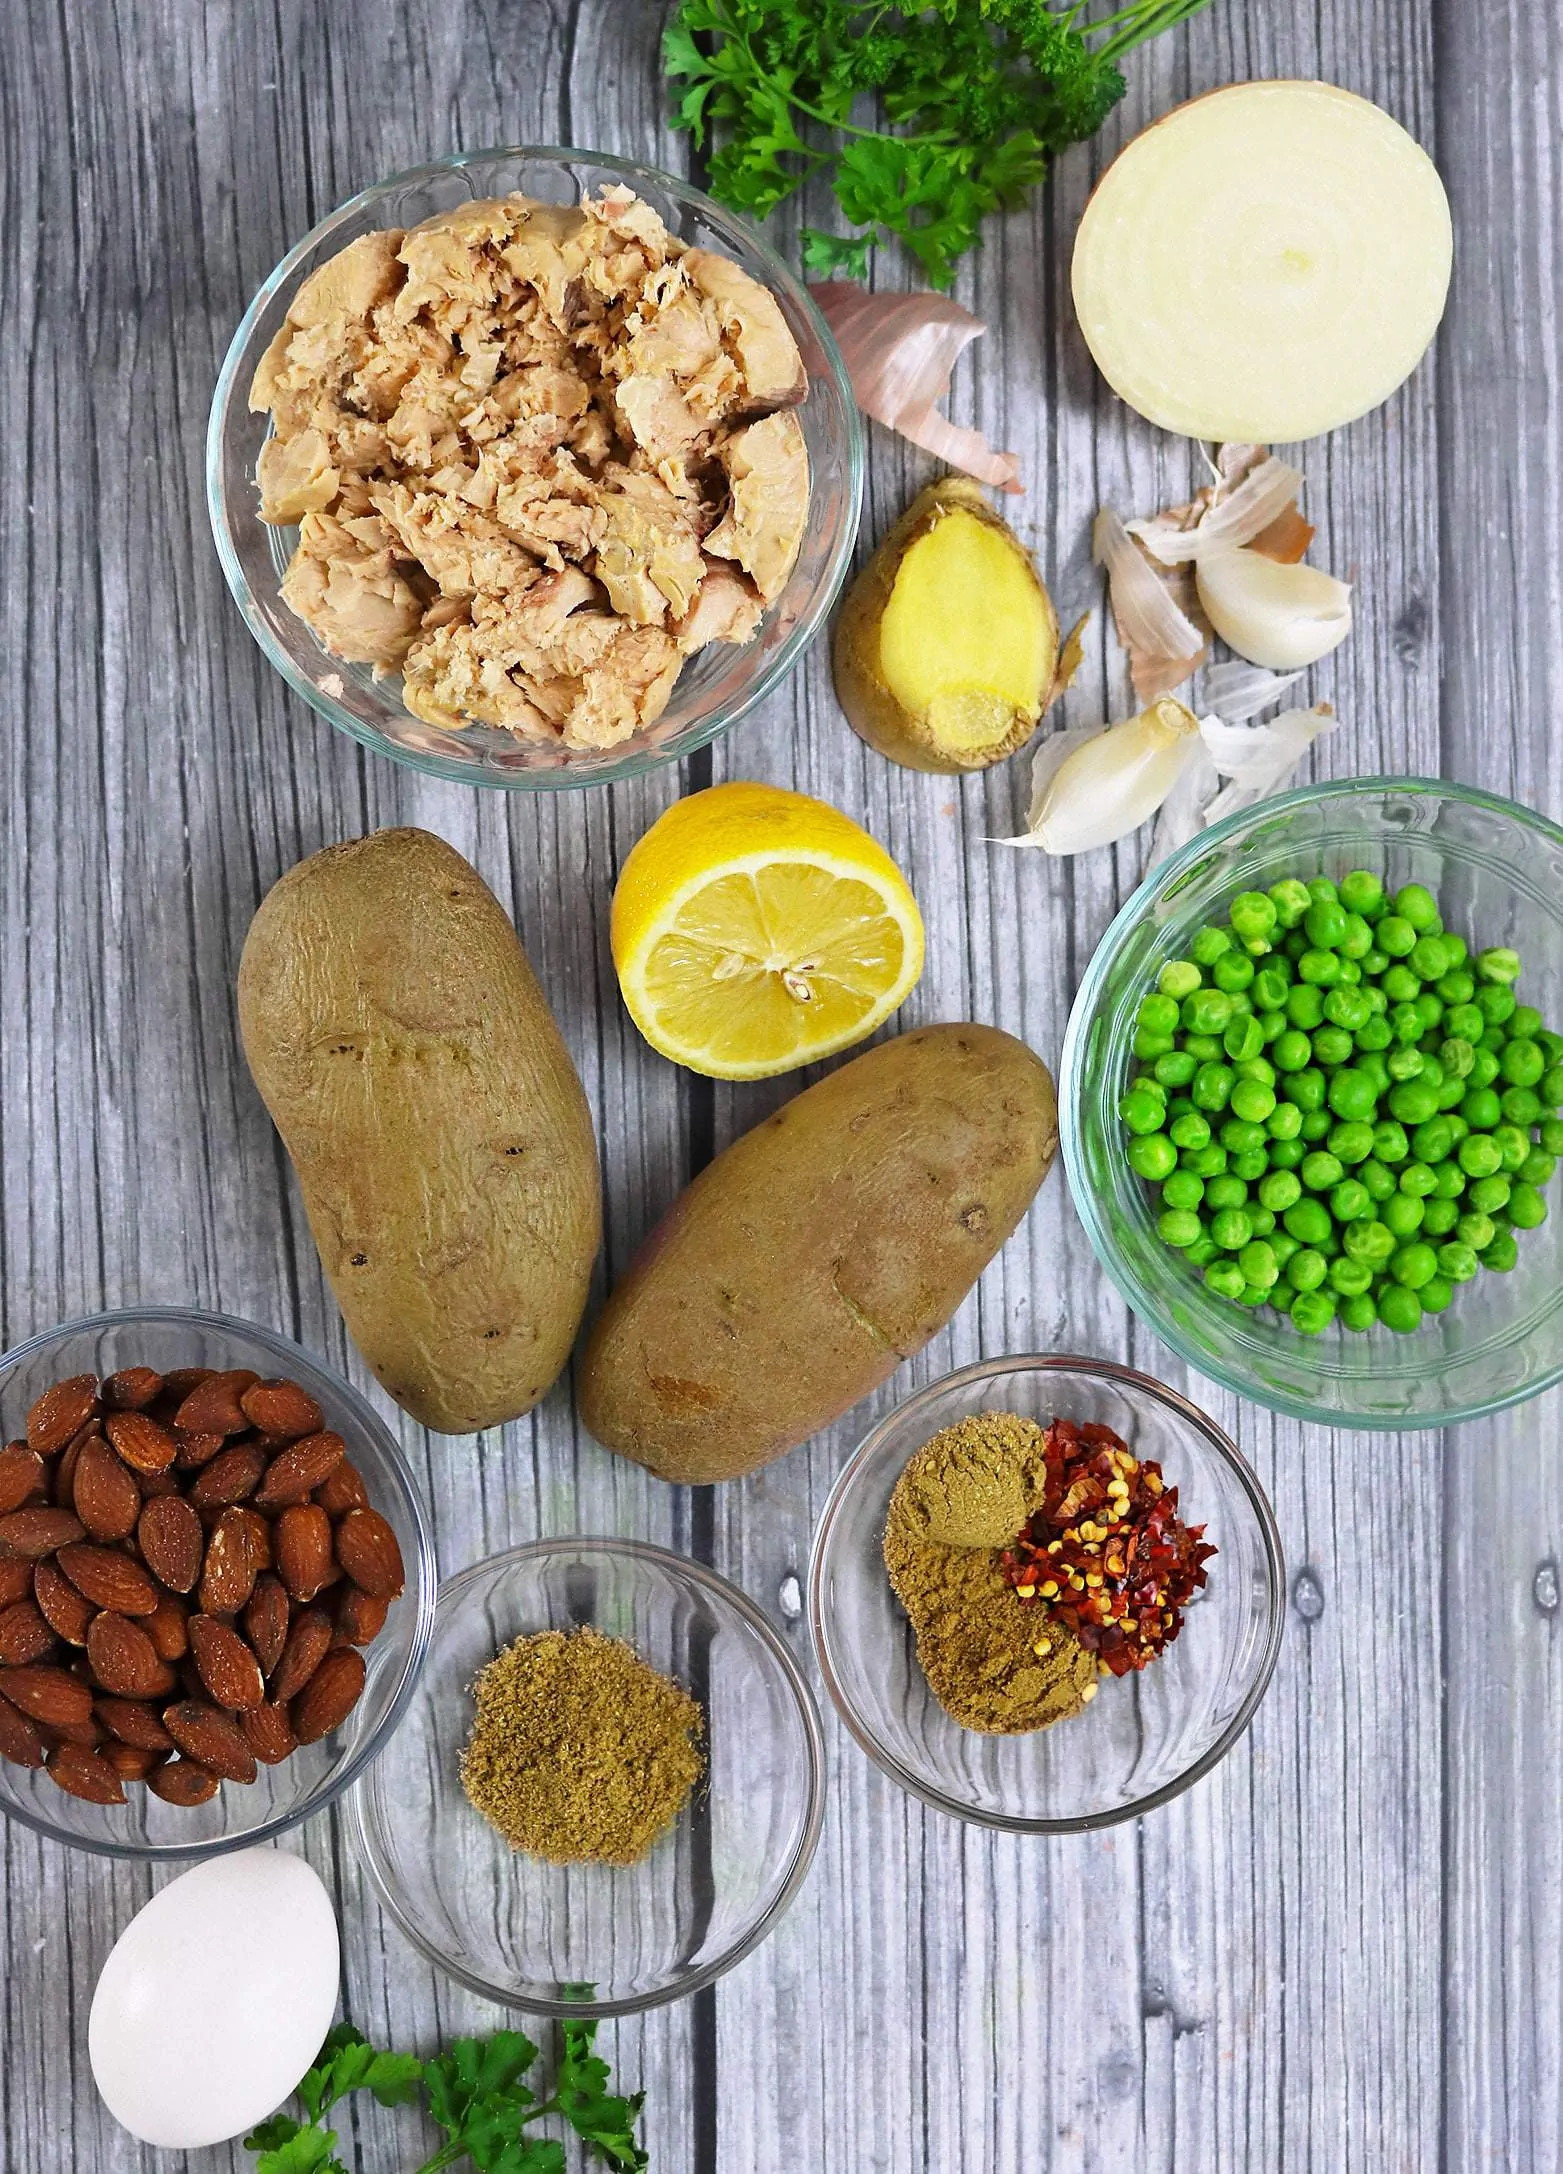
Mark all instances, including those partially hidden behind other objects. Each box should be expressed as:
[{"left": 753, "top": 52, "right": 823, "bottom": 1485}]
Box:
[{"left": 612, "top": 782, "right": 925, "bottom": 1080}]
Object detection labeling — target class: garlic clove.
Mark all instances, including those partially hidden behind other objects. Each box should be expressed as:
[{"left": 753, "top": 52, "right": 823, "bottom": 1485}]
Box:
[
  {"left": 1195, "top": 548, "right": 1353, "bottom": 671},
  {"left": 1023, "top": 697, "right": 1202, "bottom": 855}
]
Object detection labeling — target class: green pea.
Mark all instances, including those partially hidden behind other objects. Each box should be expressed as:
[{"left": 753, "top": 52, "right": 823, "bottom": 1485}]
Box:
[
  {"left": 1289, "top": 1247, "right": 1328, "bottom": 1292},
  {"left": 1501, "top": 1087, "right": 1542, "bottom": 1128},
  {"left": 1286, "top": 984, "right": 1326, "bottom": 1030},
  {"left": 1284, "top": 1067, "right": 1327, "bottom": 1113},
  {"left": 1327, "top": 1121, "right": 1375, "bottom": 1166},
  {"left": 1340, "top": 1292, "right": 1379, "bottom": 1332},
  {"left": 1542, "top": 1119, "right": 1563, "bottom": 1155},
  {"left": 1388, "top": 1009, "right": 1425, "bottom": 1053},
  {"left": 1470, "top": 1174, "right": 1512, "bottom": 1215},
  {"left": 1382, "top": 1192, "right": 1425, "bottom": 1238},
  {"left": 1407, "top": 1117, "right": 1452, "bottom": 1165},
  {"left": 1183, "top": 1144, "right": 1229, "bottom": 1178},
  {"left": 1438, "top": 1037, "right": 1475, "bottom": 1080},
  {"left": 1379, "top": 1284, "right": 1424, "bottom": 1333},
  {"left": 1343, "top": 1218, "right": 1396, "bottom": 1266},
  {"left": 1267, "top": 879, "right": 1312, "bottom": 929},
  {"left": 1252, "top": 965, "right": 1291, "bottom": 1012},
  {"left": 1300, "top": 1150, "right": 1344, "bottom": 1192},
  {"left": 1359, "top": 1160, "right": 1396, "bottom": 1203},
  {"left": 1269, "top": 1138, "right": 1306, "bottom": 1170},
  {"left": 1422, "top": 1201, "right": 1460, "bottom": 1239},
  {"left": 1249, "top": 1206, "right": 1277, "bottom": 1237},
  {"left": 1476, "top": 946, "right": 1522, "bottom": 985},
  {"left": 1409, "top": 934, "right": 1451, "bottom": 981},
  {"left": 1201, "top": 1172, "right": 1245, "bottom": 1209},
  {"left": 1431, "top": 1161, "right": 1467, "bottom": 1199},
  {"left": 1398, "top": 1161, "right": 1438, "bottom": 1199},
  {"left": 1298, "top": 949, "right": 1342, "bottom": 987},
  {"left": 1272, "top": 1029, "right": 1314, "bottom": 1073},
  {"left": 1391, "top": 1241, "right": 1438, "bottom": 1290},
  {"left": 1543, "top": 1065, "right": 1563, "bottom": 1107},
  {"left": 1223, "top": 1014, "right": 1265, "bottom": 1063},
  {"left": 1323, "top": 986, "right": 1372, "bottom": 1032},
  {"left": 1228, "top": 1079, "right": 1276, "bottom": 1124},
  {"left": 1377, "top": 914, "right": 1417, "bottom": 958},
  {"left": 1256, "top": 1170, "right": 1300, "bottom": 1212},
  {"left": 1312, "top": 1027, "right": 1355, "bottom": 1068},
  {"left": 1339, "top": 913, "right": 1374, "bottom": 960},
  {"left": 1229, "top": 889, "right": 1277, "bottom": 942},
  {"left": 1339, "top": 870, "right": 1383, "bottom": 916},
  {"left": 1539, "top": 1030, "right": 1563, "bottom": 1064},
  {"left": 1482, "top": 1229, "right": 1520, "bottom": 1272},
  {"left": 1361, "top": 948, "right": 1390, "bottom": 976},
  {"left": 1372, "top": 1119, "right": 1409, "bottom": 1163},
  {"left": 1324, "top": 1068, "right": 1375, "bottom": 1121},
  {"left": 1394, "top": 883, "right": 1440, "bottom": 932},
  {"left": 1234, "top": 1055, "right": 1276, "bottom": 1086},
  {"left": 1302, "top": 899, "right": 1347, "bottom": 950},
  {"left": 1236, "top": 1239, "right": 1278, "bottom": 1289},
  {"left": 1415, "top": 992, "right": 1445, "bottom": 1033},
  {"left": 1204, "top": 1259, "right": 1247, "bottom": 1300},
  {"left": 1137, "top": 993, "right": 1180, "bottom": 1038},
  {"left": 1511, "top": 1004, "right": 1543, "bottom": 1040},
  {"left": 1182, "top": 988, "right": 1234, "bottom": 1035},
  {"left": 1190, "top": 926, "right": 1232, "bottom": 968},
  {"left": 1520, "top": 1148, "right": 1557, "bottom": 1187},
  {"left": 1299, "top": 1109, "right": 1334, "bottom": 1142},
  {"left": 1445, "top": 1113, "right": 1471, "bottom": 1145},
  {"left": 1220, "top": 1119, "right": 1268, "bottom": 1157},
  {"left": 1307, "top": 877, "right": 1340, "bottom": 906},
  {"left": 1231, "top": 1148, "right": 1270, "bottom": 1183},
  {"left": 1330, "top": 1179, "right": 1371, "bottom": 1223},
  {"left": 1437, "top": 970, "right": 1476, "bottom": 1005},
  {"left": 1284, "top": 1198, "right": 1332, "bottom": 1247},
  {"left": 1460, "top": 1088, "right": 1501, "bottom": 1133},
  {"left": 1509, "top": 1183, "right": 1548, "bottom": 1230},
  {"left": 1171, "top": 1110, "right": 1214, "bottom": 1153},
  {"left": 1260, "top": 1010, "right": 1289, "bottom": 1047},
  {"left": 1494, "top": 1124, "right": 1532, "bottom": 1172},
  {"left": 1157, "top": 959, "right": 1203, "bottom": 1000},
  {"left": 1356, "top": 1015, "right": 1393, "bottom": 1053},
  {"left": 1212, "top": 952, "right": 1256, "bottom": 995},
  {"left": 1207, "top": 1208, "right": 1250, "bottom": 1255},
  {"left": 1434, "top": 1241, "right": 1478, "bottom": 1283},
  {"left": 1129, "top": 1134, "right": 1178, "bottom": 1180},
  {"left": 1444, "top": 933, "right": 1469, "bottom": 968},
  {"left": 1388, "top": 1078, "right": 1441, "bottom": 1126},
  {"left": 1157, "top": 1208, "right": 1203, "bottom": 1248},
  {"left": 1266, "top": 1102, "right": 1304, "bottom": 1143},
  {"left": 1456, "top": 1211, "right": 1496, "bottom": 1252},
  {"left": 1185, "top": 1237, "right": 1219, "bottom": 1269},
  {"left": 1191, "top": 1064, "right": 1234, "bottom": 1114},
  {"left": 1328, "top": 1254, "right": 1373, "bottom": 1297},
  {"left": 1477, "top": 983, "right": 1516, "bottom": 1026},
  {"left": 1133, "top": 1028, "right": 1174, "bottom": 1060},
  {"left": 1291, "top": 1289, "right": 1337, "bottom": 1335},
  {"left": 1500, "top": 1038, "right": 1545, "bottom": 1087}
]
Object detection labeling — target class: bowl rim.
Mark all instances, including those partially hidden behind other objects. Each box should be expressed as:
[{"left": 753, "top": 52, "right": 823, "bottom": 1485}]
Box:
[
  {"left": 807, "top": 1351, "right": 1285, "bottom": 1835},
  {"left": 204, "top": 143, "right": 866, "bottom": 792},
  {"left": 0, "top": 1304, "right": 437, "bottom": 1863},
  {"left": 1060, "top": 774, "right": 1563, "bottom": 1428},
  {"left": 348, "top": 1533, "right": 828, "bottom": 2018}
]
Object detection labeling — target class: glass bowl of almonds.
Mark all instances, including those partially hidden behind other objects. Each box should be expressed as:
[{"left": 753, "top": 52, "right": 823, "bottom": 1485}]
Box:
[
  {"left": 809, "top": 1354, "right": 1283, "bottom": 1833},
  {"left": 0, "top": 1306, "right": 435, "bottom": 1859}
]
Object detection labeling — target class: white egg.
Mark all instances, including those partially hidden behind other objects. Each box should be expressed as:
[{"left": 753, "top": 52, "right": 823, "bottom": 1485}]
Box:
[{"left": 89, "top": 1847, "right": 340, "bottom": 2149}]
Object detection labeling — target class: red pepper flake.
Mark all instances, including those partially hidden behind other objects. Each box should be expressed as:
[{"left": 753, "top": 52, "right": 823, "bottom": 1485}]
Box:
[{"left": 1000, "top": 1417, "right": 1215, "bottom": 1676}]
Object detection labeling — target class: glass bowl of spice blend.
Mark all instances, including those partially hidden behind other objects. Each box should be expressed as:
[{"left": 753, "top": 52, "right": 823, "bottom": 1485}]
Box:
[
  {"left": 809, "top": 1354, "right": 1283, "bottom": 1832},
  {"left": 350, "top": 1537, "right": 825, "bottom": 2016}
]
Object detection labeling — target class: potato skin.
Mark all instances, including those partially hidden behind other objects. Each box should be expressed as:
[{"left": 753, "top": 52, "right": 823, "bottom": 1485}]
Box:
[
  {"left": 832, "top": 477, "right": 1060, "bottom": 774},
  {"left": 238, "top": 828, "right": 601, "bottom": 1435},
  {"left": 579, "top": 1024, "right": 1057, "bottom": 1483}
]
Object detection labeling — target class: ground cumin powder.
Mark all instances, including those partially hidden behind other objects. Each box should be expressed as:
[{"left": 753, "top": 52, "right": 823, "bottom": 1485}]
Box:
[
  {"left": 460, "top": 1626, "right": 705, "bottom": 1865},
  {"left": 884, "top": 1412, "right": 1097, "bottom": 1734}
]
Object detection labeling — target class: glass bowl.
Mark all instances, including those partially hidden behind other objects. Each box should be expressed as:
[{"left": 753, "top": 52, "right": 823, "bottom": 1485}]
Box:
[
  {"left": 809, "top": 1355, "right": 1283, "bottom": 1832},
  {"left": 206, "top": 147, "right": 864, "bottom": 789},
  {"left": 350, "top": 1538, "right": 825, "bottom": 2017},
  {"left": 1062, "top": 778, "right": 1563, "bottom": 1427},
  {"left": 0, "top": 1307, "right": 435, "bottom": 1860}
]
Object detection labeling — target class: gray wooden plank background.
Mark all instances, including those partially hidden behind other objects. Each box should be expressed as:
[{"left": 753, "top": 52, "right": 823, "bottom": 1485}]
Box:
[{"left": 1, "top": 0, "right": 1559, "bottom": 2167}]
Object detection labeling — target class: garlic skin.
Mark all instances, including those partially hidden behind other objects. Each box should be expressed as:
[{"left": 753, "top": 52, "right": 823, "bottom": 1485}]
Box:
[
  {"left": 1026, "top": 698, "right": 1201, "bottom": 855},
  {"left": 1195, "top": 549, "right": 1353, "bottom": 670}
]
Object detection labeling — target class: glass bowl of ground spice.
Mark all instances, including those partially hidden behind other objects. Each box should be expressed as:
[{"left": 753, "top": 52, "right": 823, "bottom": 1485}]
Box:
[
  {"left": 809, "top": 1354, "right": 1283, "bottom": 1832},
  {"left": 349, "top": 1537, "right": 825, "bottom": 2015}
]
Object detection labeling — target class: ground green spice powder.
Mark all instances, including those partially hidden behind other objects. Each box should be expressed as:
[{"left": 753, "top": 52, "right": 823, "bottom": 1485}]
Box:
[
  {"left": 884, "top": 1412, "right": 1098, "bottom": 1734},
  {"left": 460, "top": 1626, "right": 705, "bottom": 1866}
]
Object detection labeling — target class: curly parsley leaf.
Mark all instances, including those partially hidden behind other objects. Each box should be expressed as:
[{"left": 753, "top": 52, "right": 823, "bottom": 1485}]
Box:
[{"left": 665, "top": 0, "right": 1215, "bottom": 285}]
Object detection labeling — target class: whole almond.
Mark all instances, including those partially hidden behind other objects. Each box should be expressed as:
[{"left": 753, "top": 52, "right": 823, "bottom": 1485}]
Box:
[
  {"left": 104, "top": 1410, "right": 178, "bottom": 1476},
  {"left": 0, "top": 1601, "right": 56, "bottom": 1667},
  {"left": 137, "top": 1496, "right": 203, "bottom": 1593},
  {"left": 46, "top": 1742, "right": 126, "bottom": 1805},
  {"left": 0, "top": 1508, "right": 86, "bottom": 1559},
  {"left": 335, "top": 1586, "right": 389, "bottom": 1646},
  {"left": 315, "top": 1459, "right": 369, "bottom": 1517},
  {"left": 188, "top": 1616, "right": 265, "bottom": 1711},
  {"left": 95, "top": 1697, "right": 175, "bottom": 1751},
  {"left": 161, "top": 1367, "right": 214, "bottom": 1398},
  {"left": 102, "top": 1367, "right": 164, "bottom": 1411},
  {"left": 26, "top": 1376, "right": 100, "bottom": 1457},
  {"left": 198, "top": 1509, "right": 260, "bottom": 1616},
  {"left": 0, "top": 1664, "right": 95, "bottom": 1728},
  {"left": 0, "top": 1442, "right": 48, "bottom": 1515},
  {"left": 255, "top": 1432, "right": 346, "bottom": 1512},
  {"left": 173, "top": 1371, "right": 258, "bottom": 1439},
  {"left": 148, "top": 1757, "right": 220, "bottom": 1806},
  {"left": 291, "top": 1645, "right": 366, "bottom": 1745},
  {"left": 162, "top": 1699, "right": 258, "bottom": 1783},
  {"left": 102, "top": 1742, "right": 165, "bottom": 1781},
  {"left": 241, "top": 1701, "right": 297, "bottom": 1765},
  {"left": 73, "top": 1435, "right": 142, "bottom": 1543},
  {"left": 137, "top": 1468, "right": 182, "bottom": 1500},
  {"left": 230, "top": 1506, "right": 273, "bottom": 1574},
  {"left": 0, "top": 1559, "right": 35, "bottom": 1610},
  {"left": 188, "top": 1443, "right": 266, "bottom": 1511},
  {"left": 52, "top": 1713, "right": 107, "bottom": 1749},
  {"left": 277, "top": 1505, "right": 335, "bottom": 1602},
  {"left": 57, "top": 1544, "right": 159, "bottom": 1617},
  {"left": 34, "top": 1561, "right": 93, "bottom": 1644},
  {"left": 145, "top": 1592, "right": 190, "bottom": 1662},
  {"left": 269, "top": 1607, "right": 334, "bottom": 1703},
  {"left": 0, "top": 1697, "right": 46, "bottom": 1768},
  {"left": 174, "top": 1429, "right": 228, "bottom": 1471},
  {"left": 240, "top": 1380, "right": 324, "bottom": 1442},
  {"left": 87, "top": 1613, "right": 171, "bottom": 1699},
  {"left": 334, "top": 1509, "right": 405, "bottom": 1600},
  {"left": 52, "top": 1431, "right": 91, "bottom": 1507},
  {"left": 243, "top": 1575, "right": 290, "bottom": 1676}
]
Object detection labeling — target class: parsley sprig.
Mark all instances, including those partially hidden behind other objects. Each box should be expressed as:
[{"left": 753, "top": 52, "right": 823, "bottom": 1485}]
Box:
[
  {"left": 244, "top": 2020, "right": 648, "bottom": 2174},
  {"left": 665, "top": 0, "right": 1215, "bottom": 286}
]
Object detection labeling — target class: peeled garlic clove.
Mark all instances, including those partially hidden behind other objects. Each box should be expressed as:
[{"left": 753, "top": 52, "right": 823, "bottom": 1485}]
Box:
[
  {"left": 1195, "top": 549, "right": 1353, "bottom": 671},
  {"left": 1028, "top": 698, "right": 1202, "bottom": 855}
]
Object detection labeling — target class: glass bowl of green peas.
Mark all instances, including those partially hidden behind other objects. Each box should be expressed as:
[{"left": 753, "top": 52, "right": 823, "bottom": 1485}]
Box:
[{"left": 1060, "top": 778, "right": 1563, "bottom": 1427}]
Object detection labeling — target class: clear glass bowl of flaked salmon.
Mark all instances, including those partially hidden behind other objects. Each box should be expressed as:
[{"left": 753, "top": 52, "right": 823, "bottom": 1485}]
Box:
[{"left": 207, "top": 148, "right": 864, "bottom": 789}]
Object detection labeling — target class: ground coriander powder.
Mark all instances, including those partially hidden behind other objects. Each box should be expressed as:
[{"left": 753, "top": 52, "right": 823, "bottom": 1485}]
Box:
[
  {"left": 884, "top": 1412, "right": 1098, "bottom": 1733},
  {"left": 460, "top": 1625, "right": 705, "bottom": 1866}
]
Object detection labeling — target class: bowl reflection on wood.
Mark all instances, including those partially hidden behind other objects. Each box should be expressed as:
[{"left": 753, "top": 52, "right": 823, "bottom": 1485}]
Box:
[
  {"left": 1062, "top": 779, "right": 1563, "bottom": 1426},
  {"left": 350, "top": 1538, "right": 825, "bottom": 2017},
  {"left": 809, "top": 1355, "right": 1283, "bottom": 1833}
]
